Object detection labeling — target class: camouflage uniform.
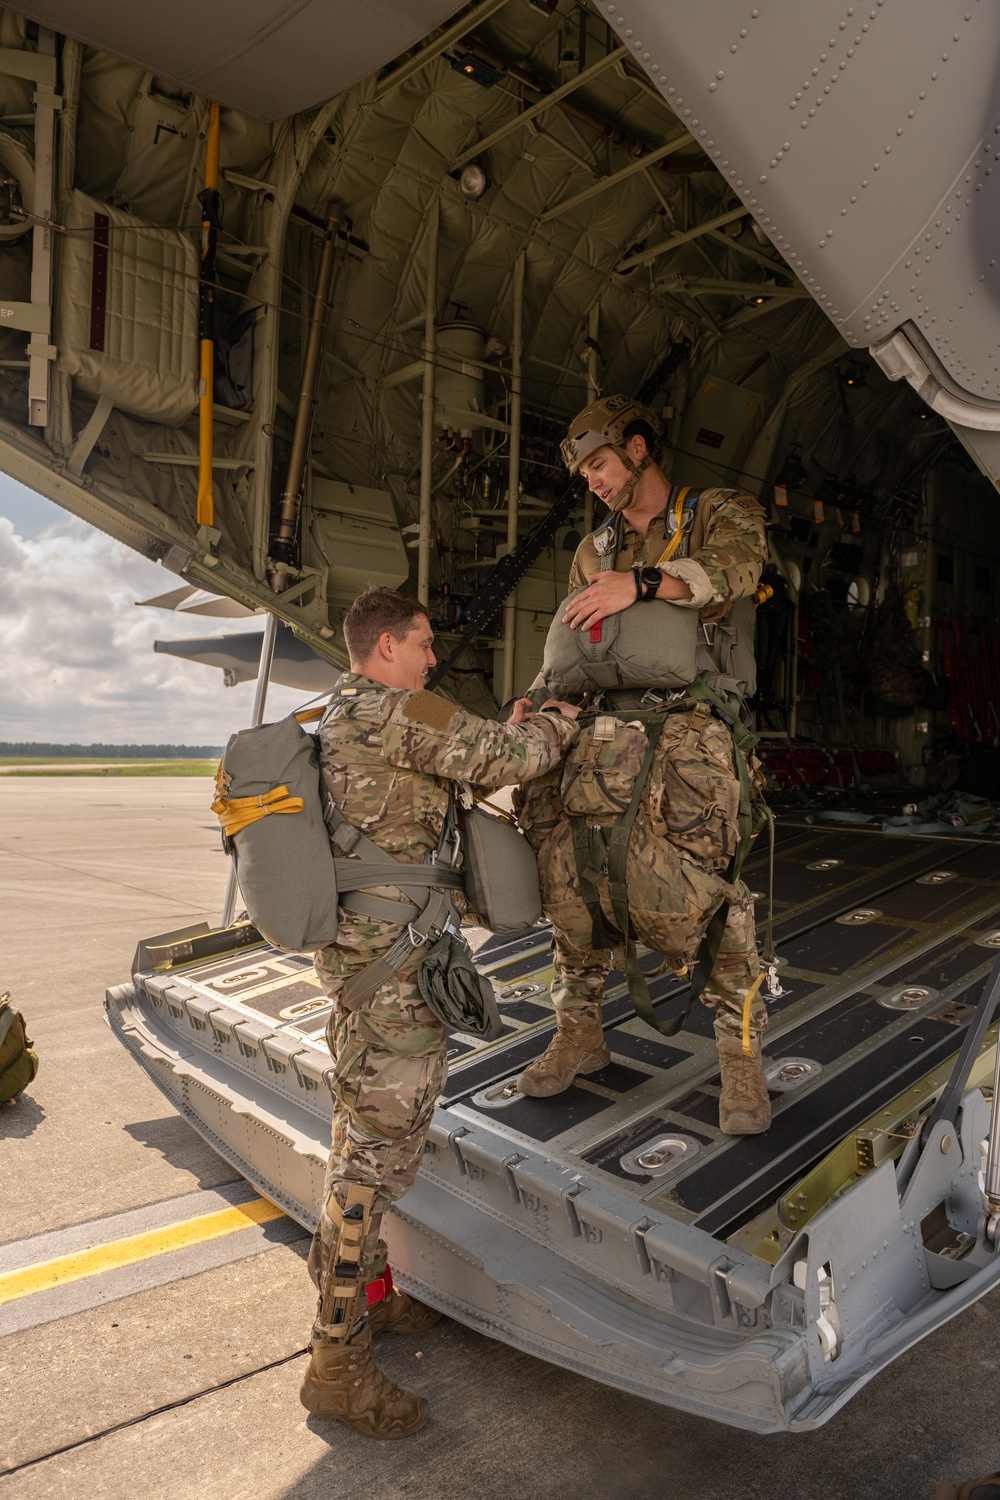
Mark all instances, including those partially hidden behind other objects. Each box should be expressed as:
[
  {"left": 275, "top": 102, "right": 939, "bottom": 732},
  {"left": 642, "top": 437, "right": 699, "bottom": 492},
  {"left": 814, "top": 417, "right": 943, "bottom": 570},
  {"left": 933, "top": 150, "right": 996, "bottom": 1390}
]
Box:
[
  {"left": 517, "top": 486, "right": 768, "bottom": 1041},
  {"left": 308, "top": 673, "right": 576, "bottom": 1345}
]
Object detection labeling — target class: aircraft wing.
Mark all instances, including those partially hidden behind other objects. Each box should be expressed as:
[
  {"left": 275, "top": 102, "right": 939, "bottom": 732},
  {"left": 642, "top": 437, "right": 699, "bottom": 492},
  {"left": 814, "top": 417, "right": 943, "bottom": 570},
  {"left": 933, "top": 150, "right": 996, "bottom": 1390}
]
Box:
[
  {"left": 9, "top": 1, "right": 466, "bottom": 118},
  {"left": 614, "top": 0, "right": 1000, "bottom": 480}
]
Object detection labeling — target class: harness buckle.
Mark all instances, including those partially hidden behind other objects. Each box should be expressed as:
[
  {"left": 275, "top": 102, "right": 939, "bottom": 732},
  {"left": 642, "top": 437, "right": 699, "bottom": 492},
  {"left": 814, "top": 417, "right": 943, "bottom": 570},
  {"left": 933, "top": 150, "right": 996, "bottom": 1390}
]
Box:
[{"left": 407, "top": 923, "right": 432, "bottom": 948}]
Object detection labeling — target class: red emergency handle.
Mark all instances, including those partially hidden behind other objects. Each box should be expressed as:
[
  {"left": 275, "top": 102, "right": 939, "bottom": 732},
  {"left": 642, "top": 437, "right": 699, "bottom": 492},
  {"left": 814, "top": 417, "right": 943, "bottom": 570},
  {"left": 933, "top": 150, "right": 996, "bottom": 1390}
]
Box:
[{"left": 590, "top": 623, "right": 603, "bottom": 643}]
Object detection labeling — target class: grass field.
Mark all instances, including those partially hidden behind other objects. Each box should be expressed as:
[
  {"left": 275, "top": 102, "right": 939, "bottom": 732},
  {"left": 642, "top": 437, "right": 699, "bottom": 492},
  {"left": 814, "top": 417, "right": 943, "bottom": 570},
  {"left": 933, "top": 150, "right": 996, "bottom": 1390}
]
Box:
[{"left": 0, "top": 759, "right": 218, "bottom": 776}]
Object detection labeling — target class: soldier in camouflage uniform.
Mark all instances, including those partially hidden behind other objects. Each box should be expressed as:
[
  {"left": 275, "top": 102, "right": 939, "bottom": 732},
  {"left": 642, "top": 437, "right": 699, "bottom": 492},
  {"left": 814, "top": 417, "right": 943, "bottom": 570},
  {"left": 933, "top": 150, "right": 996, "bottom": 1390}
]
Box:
[
  {"left": 300, "top": 586, "right": 578, "bottom": 1440},
  {"left": 514, "top": 396, "right": 772, "bottom": 1136}
]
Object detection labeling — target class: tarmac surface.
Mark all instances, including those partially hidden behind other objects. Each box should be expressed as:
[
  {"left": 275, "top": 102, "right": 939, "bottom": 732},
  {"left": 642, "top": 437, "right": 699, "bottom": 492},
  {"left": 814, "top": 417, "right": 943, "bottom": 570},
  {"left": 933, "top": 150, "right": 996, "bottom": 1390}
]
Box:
[{"left": 2, "top": 777, "right": 999, "bottom": 1500}]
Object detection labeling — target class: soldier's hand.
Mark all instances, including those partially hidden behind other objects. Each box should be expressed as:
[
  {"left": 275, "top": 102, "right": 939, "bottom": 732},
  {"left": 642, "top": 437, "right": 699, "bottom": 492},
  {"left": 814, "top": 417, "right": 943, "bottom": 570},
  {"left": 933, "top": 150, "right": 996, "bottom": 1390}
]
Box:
[
  {"left": 508, "top": 697, "right": 536, "bottom": 723},
  {"left": 540, "top": 699, "right": 581, "bottom": 720},
  {"left": 562, "top": 570, "right": 637, "bottom": 630}
]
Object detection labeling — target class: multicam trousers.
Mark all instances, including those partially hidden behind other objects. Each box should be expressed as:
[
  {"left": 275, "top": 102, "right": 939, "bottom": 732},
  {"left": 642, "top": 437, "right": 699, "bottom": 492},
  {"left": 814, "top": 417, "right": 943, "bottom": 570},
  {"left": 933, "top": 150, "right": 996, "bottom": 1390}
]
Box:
[
  {"left": 515, "top": 704, "right": 765, "bottom": 1039},
  {"left": 307, "top": 916, "right": 447, "bottom": 1344}
]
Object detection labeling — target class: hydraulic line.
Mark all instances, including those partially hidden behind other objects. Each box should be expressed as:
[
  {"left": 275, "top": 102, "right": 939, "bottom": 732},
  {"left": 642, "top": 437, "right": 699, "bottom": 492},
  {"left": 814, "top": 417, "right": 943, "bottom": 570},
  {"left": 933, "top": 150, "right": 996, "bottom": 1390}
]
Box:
[
  {"left": 196, "top": 101, "right": 221, "bottom": 528},
  {"left": 268, "top": 204, "right": 341, "bottom": 592}
]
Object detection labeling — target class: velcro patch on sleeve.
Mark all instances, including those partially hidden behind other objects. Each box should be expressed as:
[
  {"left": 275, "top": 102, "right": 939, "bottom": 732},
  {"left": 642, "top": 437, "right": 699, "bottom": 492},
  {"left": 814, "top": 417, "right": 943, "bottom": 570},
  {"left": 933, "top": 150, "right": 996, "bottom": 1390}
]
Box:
[{"left": 400, "top": 690, "right": 459, "bottom": 730}]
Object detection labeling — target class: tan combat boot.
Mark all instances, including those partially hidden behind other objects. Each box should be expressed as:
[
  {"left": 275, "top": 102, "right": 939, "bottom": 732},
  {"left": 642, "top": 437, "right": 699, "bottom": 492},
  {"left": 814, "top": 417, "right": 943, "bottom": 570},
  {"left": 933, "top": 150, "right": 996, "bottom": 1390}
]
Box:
[
  {"left": 516, "top": 1011, "right": 610, "bottom": 1098},
  {"left": 368, "top": 1287, "right": 442, "bottom": 1336},
  {"left": 715, "top": 1025, "right": 772, "bottom": 1135},
  {"left": 299, "top": 1326, "right": 429, "bottom": 1439}
]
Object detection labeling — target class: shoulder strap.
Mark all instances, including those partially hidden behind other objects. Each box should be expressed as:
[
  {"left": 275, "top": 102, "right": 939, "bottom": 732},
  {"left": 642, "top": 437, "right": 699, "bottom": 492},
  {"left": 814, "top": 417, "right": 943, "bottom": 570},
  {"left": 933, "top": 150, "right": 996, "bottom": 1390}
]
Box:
[{"left": 654, "top": 486, "right": 698, "bottom": 567}]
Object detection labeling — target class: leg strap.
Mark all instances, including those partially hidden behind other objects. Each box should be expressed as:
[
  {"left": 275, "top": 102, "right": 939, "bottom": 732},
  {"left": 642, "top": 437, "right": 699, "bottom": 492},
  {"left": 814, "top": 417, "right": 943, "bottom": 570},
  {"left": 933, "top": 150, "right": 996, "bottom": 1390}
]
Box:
[{"left": 317, "top": 1183, "right": 378, "bottom": 1342}]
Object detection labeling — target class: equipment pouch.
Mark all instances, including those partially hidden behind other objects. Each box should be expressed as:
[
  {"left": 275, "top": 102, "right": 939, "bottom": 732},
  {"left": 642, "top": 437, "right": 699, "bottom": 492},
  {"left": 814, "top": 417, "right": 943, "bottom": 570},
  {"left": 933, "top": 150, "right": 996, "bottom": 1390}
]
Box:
[
  {"left": 511, "top": 767, "right": 564, "bottom": 854},
  {"left": 417, "top": 933, "right": 505, "bottom": 1039},
  {"left": 561, "top": 715, "right": 648, "bottom": 819},
  {"left": 460, "top": 802, "right": 542, "bottom": 933},
  {"left": 649, "top": 710, "right": 741, "bottom": 869},
  {"left": 0, "top": 993, "right": 39, "bottom": 1104}
]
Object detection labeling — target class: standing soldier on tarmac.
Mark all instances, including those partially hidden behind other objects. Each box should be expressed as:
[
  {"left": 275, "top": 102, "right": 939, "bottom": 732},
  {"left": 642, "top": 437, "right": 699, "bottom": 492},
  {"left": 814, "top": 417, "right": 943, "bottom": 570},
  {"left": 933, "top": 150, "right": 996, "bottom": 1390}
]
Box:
[
  {"left": 514, "top": 395, "right": 772, "bottom": 1135},
  {"left": 300, "top": 585, "right": 579, "bottom": 1440}
]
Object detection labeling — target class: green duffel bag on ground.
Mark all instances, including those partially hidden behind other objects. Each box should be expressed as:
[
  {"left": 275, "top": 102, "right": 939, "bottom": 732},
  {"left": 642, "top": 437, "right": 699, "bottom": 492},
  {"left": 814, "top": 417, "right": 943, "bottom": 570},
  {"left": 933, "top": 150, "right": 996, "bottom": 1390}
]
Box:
[{"left": 0, "top": 992, "right": 39, "bottom": 1104}]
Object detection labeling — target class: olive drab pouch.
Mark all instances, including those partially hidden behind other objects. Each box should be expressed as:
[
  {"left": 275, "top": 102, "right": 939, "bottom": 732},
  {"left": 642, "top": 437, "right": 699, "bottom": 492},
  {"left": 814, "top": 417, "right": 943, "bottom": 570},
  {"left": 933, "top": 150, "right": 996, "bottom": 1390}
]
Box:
[
  {"left": 560, "top": 714, "right": 649, "bottom": 820},
  {"left": 0, "top": 992, "right": 39, "bottom": 1104},
  {"left": 459, "top": 801, "right": 543, "bottom": 933},
  {"left": 511, "top": 767, "right": 565, "bottom": 854}
]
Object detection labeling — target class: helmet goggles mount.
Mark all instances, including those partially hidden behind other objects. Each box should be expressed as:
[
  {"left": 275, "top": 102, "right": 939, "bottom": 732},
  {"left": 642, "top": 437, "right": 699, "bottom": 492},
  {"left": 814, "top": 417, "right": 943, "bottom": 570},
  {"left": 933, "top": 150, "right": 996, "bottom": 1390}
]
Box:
[{"left": 560, "top": 394, "right": 662, "bottom": 513}]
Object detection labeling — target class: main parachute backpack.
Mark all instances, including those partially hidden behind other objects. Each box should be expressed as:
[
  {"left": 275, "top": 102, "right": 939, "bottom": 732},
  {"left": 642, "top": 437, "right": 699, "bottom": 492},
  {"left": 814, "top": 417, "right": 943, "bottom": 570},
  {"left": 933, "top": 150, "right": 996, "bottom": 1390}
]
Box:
[{"left": 0, "top": 992, "right": 39, "bottom": 1104}]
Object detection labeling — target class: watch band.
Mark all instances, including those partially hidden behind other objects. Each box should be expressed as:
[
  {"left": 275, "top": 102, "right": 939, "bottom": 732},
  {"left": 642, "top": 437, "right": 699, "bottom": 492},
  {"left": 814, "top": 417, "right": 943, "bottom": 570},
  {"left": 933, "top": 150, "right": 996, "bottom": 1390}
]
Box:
[{"left": 632, "top": 566, "right": 643, "bottom": 602}]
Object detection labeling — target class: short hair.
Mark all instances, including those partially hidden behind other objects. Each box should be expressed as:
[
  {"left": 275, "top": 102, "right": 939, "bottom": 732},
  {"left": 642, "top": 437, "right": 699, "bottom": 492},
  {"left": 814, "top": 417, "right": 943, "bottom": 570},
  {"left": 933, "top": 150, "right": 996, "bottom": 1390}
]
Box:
[
  {"left": 623, "top": 418, "right": 661, "bottom": 461},
  {"left": 343, "top": 586, "right": 428, "bottom": 664}
]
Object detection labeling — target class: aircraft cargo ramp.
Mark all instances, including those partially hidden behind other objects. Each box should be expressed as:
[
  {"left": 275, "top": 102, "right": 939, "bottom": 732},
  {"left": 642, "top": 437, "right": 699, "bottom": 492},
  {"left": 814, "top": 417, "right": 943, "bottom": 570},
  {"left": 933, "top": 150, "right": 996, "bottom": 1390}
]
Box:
[{"left": 106, "top": 820, "right": 1000, "bottom": 1432}]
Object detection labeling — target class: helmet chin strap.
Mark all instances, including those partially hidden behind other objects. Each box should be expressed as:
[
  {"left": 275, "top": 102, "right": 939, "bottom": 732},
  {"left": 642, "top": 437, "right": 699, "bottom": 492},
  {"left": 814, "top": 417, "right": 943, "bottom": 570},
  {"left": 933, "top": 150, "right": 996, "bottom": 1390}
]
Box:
[{"left": 605, "top": 447, "right": 654, "bottom": 513}]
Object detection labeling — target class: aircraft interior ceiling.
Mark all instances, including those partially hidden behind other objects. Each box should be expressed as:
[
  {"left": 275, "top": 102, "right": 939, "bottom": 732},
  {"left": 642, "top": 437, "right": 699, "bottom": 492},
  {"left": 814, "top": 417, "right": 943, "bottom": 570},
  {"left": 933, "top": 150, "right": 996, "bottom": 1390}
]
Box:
[{"left": 0, "top": 1, "right": 999, "bottom": 773}]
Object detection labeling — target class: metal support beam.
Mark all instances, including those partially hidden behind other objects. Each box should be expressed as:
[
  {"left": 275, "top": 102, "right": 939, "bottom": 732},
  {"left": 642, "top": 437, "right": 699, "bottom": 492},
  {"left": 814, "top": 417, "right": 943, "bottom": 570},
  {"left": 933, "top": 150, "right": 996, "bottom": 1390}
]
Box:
[
  {"left": 705, "top": 227, "right": 797, "bottom": 281},
  {"left": 615, "top": 205, "right": 745, "bottom": 274},
  {"left": 583, "top": 303, "right": 599, "bottom": 537},
  {"left": 220, "top": 611, "right": 279, "bottom": 928},
  {"left": 452, "top": 46, "right": 628, "bottom": 169},
  {"left": 374, "top": 0, "right": 510, "bottom": 100},
  {"left": 27, "top": 28, "right": 56, "bottom": 427},
  {"left": 500, "top": 251, "right": 524, "bottom": 704},
  {"left": 417, "top": 200, "right": 440, "bottom": 607},
  {"left": 541, "top": 132, "right": 694, "bottom": 223}
]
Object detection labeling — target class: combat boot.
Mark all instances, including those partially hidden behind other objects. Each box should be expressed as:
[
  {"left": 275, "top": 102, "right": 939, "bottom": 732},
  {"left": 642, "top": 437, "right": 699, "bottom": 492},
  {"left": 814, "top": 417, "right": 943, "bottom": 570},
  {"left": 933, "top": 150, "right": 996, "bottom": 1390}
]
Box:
[
  {"left": 516, "top": 1011, "right": 610, "bottom": 1098},
  {"left": 715, "top": 1025, "right": 772, "bottom": 1135},
  {"left": 368, "top": 1286, "right": 442, "bottom": 1336},
  {"left": 299, "top": 1326, "right": 429, "bottom": 1439}
]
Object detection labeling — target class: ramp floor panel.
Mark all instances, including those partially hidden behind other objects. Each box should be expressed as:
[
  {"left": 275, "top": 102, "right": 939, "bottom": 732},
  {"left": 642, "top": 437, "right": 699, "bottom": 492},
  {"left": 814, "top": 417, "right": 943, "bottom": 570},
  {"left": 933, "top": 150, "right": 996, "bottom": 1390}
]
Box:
[{"left": 132, "top": 821, "right": 1000, "bottom": 1247}]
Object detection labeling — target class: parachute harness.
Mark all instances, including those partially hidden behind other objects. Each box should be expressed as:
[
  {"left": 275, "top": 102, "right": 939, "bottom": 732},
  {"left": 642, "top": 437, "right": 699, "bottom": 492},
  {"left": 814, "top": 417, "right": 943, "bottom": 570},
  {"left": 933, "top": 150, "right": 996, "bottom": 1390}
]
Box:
[{"left": 569, "top": 676, "right": 774, "bottom": 1044}]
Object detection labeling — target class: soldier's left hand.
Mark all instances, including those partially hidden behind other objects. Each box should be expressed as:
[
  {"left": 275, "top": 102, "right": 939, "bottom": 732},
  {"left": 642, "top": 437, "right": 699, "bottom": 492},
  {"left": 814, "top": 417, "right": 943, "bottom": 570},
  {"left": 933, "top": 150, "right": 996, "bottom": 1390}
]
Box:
[
  {"left": 508, "top": 697, "right": 536, "bottom": 723},
  {"left": 562, "top": 570, "right": 637, "bottom": 630}
]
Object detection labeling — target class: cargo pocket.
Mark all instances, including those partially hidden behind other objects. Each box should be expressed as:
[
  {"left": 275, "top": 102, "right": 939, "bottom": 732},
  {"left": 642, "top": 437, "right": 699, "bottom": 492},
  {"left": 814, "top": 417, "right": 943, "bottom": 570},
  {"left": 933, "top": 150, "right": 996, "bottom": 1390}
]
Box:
[
  {"left": 657, "top": 714, "right": 740, "bottom": 869},
  {"left": 512, "top": 768, "right": 565, "bottom": 853},
  {"left": 561, "top": 716, "right": 648, "bottom": 819}
]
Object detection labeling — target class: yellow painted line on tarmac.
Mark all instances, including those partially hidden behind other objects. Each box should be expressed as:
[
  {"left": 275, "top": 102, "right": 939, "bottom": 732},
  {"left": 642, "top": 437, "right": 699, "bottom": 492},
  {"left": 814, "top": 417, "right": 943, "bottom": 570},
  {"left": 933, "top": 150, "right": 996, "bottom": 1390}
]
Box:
[{"left": 0, "top": 1198, "right": 286, "bottom": 1305}]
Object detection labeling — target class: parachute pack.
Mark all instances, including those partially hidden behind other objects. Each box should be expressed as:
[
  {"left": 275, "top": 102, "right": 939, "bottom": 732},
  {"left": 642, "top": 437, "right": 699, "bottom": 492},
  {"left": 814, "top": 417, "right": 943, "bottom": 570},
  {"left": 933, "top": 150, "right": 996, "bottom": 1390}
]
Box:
[{"left": 211, "top": 711, "right": 541, "bottom": 1035}]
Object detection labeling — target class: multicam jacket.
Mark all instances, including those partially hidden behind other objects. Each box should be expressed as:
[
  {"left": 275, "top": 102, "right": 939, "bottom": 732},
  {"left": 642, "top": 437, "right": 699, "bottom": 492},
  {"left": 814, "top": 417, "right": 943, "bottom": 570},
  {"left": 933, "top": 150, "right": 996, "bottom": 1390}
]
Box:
[
  {"left": 568, "top": 485, "right": 768, "bottom": 623},
  {"left": 318, "top": 672, "right": 577, "bottom": 907}
]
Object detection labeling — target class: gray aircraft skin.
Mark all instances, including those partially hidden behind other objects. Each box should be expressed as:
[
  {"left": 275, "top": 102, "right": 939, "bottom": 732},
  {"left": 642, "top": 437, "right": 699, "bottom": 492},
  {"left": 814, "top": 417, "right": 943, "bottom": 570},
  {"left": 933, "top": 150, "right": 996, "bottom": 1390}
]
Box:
[{"left": 6, "top": 0, "right": 1000, "bottom": 1431}]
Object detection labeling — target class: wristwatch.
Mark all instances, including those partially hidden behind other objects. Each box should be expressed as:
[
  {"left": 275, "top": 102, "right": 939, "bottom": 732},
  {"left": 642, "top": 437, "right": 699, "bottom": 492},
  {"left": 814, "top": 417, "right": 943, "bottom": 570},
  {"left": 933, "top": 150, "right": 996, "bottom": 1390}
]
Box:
[{"left": 636, "top": 566, "right": 662, "bottom": 601}]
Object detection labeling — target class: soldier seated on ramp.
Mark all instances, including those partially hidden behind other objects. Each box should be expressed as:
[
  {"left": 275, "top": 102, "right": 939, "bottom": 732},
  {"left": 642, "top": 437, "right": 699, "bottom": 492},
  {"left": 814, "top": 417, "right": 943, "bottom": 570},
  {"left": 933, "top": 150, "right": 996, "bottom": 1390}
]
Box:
[
  {"left": 512, "top": 395, "right": 773, "bottom": 1137},
  {"left": 300, "top": 585, "right": 580, "bottom": 1440}
]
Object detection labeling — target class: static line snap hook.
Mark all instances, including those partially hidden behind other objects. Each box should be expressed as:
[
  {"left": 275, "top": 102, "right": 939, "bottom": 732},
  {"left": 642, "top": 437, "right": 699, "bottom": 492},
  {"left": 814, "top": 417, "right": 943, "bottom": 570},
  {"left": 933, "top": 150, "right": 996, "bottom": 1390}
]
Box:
[{"left": 766, "top": 963, "right": 785, "bottom": 998}]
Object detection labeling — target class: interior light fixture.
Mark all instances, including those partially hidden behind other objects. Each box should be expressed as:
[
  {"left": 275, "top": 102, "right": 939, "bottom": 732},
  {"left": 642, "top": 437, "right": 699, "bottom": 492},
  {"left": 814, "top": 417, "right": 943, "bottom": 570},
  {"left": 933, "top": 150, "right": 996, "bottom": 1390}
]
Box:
[{"left": 459, "top": 163, "right": 490, "bottom": 200}]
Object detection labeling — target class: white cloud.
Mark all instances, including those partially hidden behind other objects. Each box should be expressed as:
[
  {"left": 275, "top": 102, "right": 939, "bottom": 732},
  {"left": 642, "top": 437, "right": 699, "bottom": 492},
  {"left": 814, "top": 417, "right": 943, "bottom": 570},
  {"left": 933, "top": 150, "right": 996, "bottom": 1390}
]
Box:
[{"left": 0, "top": 495, "right": 309, "bottom": 744}]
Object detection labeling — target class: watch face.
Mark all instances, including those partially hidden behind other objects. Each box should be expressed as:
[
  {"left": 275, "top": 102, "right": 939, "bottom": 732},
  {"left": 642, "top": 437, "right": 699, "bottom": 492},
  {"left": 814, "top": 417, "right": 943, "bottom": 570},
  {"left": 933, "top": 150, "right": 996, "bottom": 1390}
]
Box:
[{"left": 640, "top": 568, "right": 661, "bottom": 587}]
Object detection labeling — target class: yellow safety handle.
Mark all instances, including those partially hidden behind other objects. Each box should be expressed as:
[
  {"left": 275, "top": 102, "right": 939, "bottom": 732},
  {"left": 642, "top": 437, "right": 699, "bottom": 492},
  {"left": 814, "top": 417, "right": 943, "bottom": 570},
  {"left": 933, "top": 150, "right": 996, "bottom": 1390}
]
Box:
[{"left": 211, "top": 784, "right": 303, "bottom": 838}]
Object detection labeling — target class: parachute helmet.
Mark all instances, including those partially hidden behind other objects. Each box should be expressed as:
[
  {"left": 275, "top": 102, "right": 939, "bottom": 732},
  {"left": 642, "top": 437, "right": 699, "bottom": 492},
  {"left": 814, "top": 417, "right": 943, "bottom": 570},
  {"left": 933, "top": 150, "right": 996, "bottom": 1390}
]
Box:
[{"left": 560, "top": 394, "right": 663, "bottom": 512}]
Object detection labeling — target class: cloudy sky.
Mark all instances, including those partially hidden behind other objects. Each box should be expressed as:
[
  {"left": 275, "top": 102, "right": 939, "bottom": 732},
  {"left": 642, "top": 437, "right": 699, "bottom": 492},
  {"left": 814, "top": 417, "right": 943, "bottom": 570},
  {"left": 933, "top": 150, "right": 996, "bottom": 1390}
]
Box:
[{"left": 0, "top": 473, "right": 308, "bottom": 745}]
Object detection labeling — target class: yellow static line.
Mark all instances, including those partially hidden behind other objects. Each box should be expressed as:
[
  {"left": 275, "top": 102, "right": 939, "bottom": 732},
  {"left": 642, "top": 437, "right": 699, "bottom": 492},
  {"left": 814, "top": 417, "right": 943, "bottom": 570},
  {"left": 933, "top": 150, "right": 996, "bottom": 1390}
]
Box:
[{"left": 0, "top": 1198, "right": 286, "bottom": 1306}]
